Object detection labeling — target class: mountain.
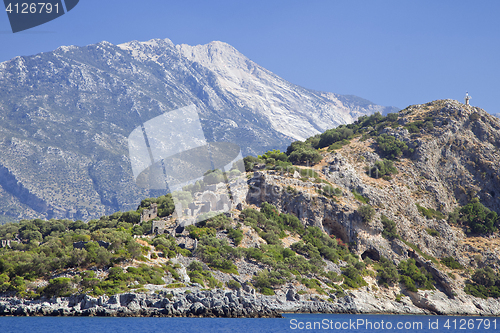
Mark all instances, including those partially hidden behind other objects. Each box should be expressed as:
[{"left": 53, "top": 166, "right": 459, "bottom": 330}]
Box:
[{"left": 0, "top": 38, "right": 396, "bottom": 222}]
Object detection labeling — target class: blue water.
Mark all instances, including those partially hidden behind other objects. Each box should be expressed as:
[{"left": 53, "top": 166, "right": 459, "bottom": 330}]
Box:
[{"left": 0, "top": 314, "right": 498, "bottom": 333}]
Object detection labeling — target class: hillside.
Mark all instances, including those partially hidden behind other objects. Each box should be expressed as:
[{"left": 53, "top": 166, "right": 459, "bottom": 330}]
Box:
[
  {"left": 0, "top": 38, "right": 397, "bottom": 223},
  {"left": 1, "top": 99, "right": 500, "bottom": 316}
]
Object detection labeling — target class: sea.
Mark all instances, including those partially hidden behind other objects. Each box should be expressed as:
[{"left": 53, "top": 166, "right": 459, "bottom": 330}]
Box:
[{"left": 0, "top": 314, "right": 498, "bottom": 333}]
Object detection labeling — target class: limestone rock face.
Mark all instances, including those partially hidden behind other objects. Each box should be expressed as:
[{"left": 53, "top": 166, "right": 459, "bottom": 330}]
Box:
[{"left": 3, "top": 287, "right": 500, "bottom": 317}]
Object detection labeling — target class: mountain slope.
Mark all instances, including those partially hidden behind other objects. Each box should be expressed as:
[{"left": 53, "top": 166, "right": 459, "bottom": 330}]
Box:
[
  {"left": 250, "top": 99, "right": 500, "bottom": 257},
  {"left": 242, "top": 99, "right": 500, "bottom": 313},
  {"left": 0, "top": 38, "right": 396, "bottom": 222}
]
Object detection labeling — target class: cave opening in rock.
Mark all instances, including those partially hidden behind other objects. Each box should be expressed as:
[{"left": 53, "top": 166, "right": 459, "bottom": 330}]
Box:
[
  {"left": 407, "top": 249, "right": 421, "bottom": 266},
  {"left": 323, "top": 218, "right": 348, "bottom": 244},
  {"left": 361, "top": 248, "right": 380, "bottom": 261}
]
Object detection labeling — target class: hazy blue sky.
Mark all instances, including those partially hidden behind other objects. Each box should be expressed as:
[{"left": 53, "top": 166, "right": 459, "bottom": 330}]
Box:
[{"left": 1, "top": 1, "right": 499, "bottom": 113}]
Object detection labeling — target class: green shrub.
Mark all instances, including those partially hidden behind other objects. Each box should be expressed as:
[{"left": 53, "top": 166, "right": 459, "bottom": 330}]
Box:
[
  {"left": 226, "top": 280, "right": 241, "bottom": 290},
  {"left": 190, "top": 277, "right": 205, "bottom": 287},
  {"left": 320, "top": 185, "right": 342, "bottom": 198},
  {"left": 376, "top": 134, "right": 411, "bottom": 160},
  {"left": 138, "top": 194, "right": 175, "bottom": 218},
  {"left": 301, "top": 278, "right": 327, "bottom": 294},
  {"left": 165, "top": 265, "right": 180, "bottom": 280},
  {"left": 341, "top": 265, "right": 368, "bottom": 289},
  {"left": 368, "top": 159, "right": 398, "bottom": 179},
  {"left": 206, "top": 276, "right": 223, "bottom": 289},
  {"left": 227, "top": 228, "right": 243, "bottom": 246},
  {"left": 352, "top": 190, "right": 369, "bottom": 204},
  {"left": 243, "top": 156, "right": 260, "bottom": 172},
  {"left": 375, "top": 257, "right": 399, "bottom": 287},
  {"left": 202, "top": 169, "right": 226, "bottom": 185},
  {"left": 288, "top": 147, "right": 323, "bottom": 165},
  {"left": 166, "top": 283, "right": 185, "bottom": 288},
  {"left": 252, "top": 270, "right": 290, "bottom": 294},
  {"left": 472, "top": 267, "right": 497, "bottom": 287},
  {"left": 187, "top": 226, "right": 216, "bottom": 240},
  {"left": 404, "top": 119, "right": 433, "bottom": 133},
  {"left": 187, "top": 261, "right": 204, "bottom": 272},
  {"left": 381, "top": 215, "right": 399, "bottom": 240},
  {"left": 399, "top": 275, "right": 417, "bottom": 292},
  {"left": 9, "top": 276, "right": 26, "bottom": 294},
  {"left": 322, "top": 271, "right": 343, "bottom": 283},
  {"left": 464, "top": 283, "right": 488, "bottom": 299},
  {"left": 425, "top": 228, "right": 440, "bottom": 237},
  {"left": 193, "top": 235, "right": 240, "bottom": 274},
  {"left": 261, "top": 287, "right": 275, "bottom": 295},
  {"left": 316, "top": 127, "right": 354, "bottom": 149},
  {"left": 358, "top": 205, "right": 375, "bottom": 223},
  {"left": 259, "top": 149, "right": 289, "bottom": 164},
  {"left": 398, "top": 259, "right": 435, "bottom": 290},
  {"left": 285, "top": 141, "right": 323, "bottom": 165},
  {"left": 386, "top": 113, "right": 399, "bottom": 122},
  {"left": 416, "top": 204, "right": 445, "bottom": 220},
  {"left": 459, "top": 198, "right": 498, "bottom": 234},
  {"left": 42, "top": 277, "right": 74, "bottom": 297},
  {"left": 0, "top": 273, "right": 10, "bottom": 292},
  {"left": 202, "top": 214, "right": 232, "bottom": 230}
]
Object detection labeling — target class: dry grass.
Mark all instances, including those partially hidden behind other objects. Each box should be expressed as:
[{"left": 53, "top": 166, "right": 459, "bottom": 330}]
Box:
[
  {"left": 460, "top": 236, "right": 500, "bottom": 253},
  {"left": 136, "top": 239, "right": 152, "bottom": 247},
  {"left": 281, "top": 231, "right": 301, "bottom": 248}
]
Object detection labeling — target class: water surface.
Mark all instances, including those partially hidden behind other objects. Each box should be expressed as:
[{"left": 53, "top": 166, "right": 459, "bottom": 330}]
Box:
[{"left": 0, "top": 314, "right": 498, "bottom": 333}]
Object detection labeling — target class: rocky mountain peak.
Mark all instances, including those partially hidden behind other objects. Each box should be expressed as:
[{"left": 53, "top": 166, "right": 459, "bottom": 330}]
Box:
[
  {"left": 0, "top": 37, "right": 396, "bottom": 221},
  {"left": 177, "top": 40, "right": 250, "bottom": 71}
]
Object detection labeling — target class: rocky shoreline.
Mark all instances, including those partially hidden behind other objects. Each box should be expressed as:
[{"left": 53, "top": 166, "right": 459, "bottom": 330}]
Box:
[{"left": 2, "top": 288, "right": 500, "bottom": 317}]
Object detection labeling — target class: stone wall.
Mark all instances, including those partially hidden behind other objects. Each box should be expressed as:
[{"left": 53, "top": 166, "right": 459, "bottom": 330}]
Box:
[{"left": 140, "top": 203, "right": 157, "bottom": 222}]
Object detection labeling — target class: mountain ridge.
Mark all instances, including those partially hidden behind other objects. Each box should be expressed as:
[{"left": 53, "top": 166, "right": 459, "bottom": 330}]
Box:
[{"left": 0, "top": 38, "right": 396, "bottom": 222}]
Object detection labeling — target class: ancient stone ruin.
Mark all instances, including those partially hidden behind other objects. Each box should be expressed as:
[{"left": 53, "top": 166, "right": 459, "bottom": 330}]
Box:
[
  {"left": 151, "top": 219, "right": 174, "bottom": 236},
  {"left": 140, "top": 203, "right": 157, "bottom": 223}
]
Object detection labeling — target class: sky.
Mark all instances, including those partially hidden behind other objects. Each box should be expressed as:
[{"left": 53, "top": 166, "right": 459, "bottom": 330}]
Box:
[{"left": 1, "top": 0, "right": 499, "bottom": 114}]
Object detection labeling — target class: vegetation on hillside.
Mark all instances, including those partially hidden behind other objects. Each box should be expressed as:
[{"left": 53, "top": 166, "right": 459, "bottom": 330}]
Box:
[
  {"left": 184, "top": 202, "right": 372, "bottom": 294},
  {"left": 368, "top": 159, "right": 398, "bottom": 180},
  {"left": 240, "top": 109, "right": 500, "bottom": 300},
  {"left": 449, "top": 198, "right": 499, "bottom": 234},
  {"left": 244, "top": 112, "right": 410, "bottom": 170},
  {"left": 0, "top": 195, "right": 189, "bottom": 298},
  {"left": 465, "top": 267, "right": 500, "bottom": 299}
]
